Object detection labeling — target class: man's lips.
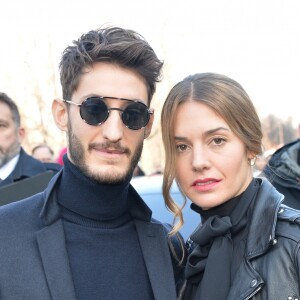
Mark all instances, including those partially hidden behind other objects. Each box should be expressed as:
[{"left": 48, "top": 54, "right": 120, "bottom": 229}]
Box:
[
  {"left": 90, "top": 148, "right": 126, "bottom": 161},
  {"left": 89, "top": 143, "right": 130, "bottom": 157},
  {"left": 97, "top": 148, "right": 125, "bottom": 155}
]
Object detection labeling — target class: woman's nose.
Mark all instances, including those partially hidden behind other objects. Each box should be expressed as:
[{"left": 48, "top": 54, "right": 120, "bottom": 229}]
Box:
[{"left": 191, "top": 146, "right": 210, "bottom": 171}]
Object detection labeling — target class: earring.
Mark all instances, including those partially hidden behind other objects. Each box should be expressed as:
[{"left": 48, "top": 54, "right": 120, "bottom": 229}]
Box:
[{"left": 248, "top": 157, "right": 257, "bottom": 166}]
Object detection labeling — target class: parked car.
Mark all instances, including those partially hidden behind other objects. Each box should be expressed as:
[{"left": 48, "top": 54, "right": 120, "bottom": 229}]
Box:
[{"left": 131, "top": 175, "right": 200, "bottom": 241}]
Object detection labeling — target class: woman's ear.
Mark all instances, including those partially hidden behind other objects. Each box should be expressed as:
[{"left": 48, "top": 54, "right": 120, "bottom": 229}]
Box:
[
  {"left": 247, "top": 151, "right": 257, "bottom": 166},
  {"left": 144, "top": 109, "right": 154, "bottom": 139},
  {"left": 52, "top": 99, "right": 68, "bottom": 132}
]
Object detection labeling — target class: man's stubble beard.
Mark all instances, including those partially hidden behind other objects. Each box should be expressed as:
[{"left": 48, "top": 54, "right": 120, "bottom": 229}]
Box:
[
  {"left": 0, "top": 138, "right": 21, "bottom": 168},
  {"left": 67, "top": 121, "right": 143, "bottom": 184}
]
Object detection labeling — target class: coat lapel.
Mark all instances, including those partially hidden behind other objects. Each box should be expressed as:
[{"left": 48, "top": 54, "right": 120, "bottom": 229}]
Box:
[
  {"left": 135, "top": 220, "right": 177, "bottom": 300},
  {"left": 36, "top": 219, "right": 76, "bottom": 300}
]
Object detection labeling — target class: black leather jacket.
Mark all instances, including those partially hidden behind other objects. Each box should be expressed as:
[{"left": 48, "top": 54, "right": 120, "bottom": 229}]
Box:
[
  {"left": 226, "top": 178, "right": 300, "bottom": 300},
  {"left": 263, "top": 139, "right": 300, "bottom": 210}
]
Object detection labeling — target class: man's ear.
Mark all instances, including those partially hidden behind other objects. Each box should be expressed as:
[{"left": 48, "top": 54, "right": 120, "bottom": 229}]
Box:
[
  {"left": 18, "top": 127, "right": 25, "bottom": 143},
  {"left": 144, "top": 110, "right": 154, "bottom": 139},
  {"left": 52, "top": 99, "right": 68, "bottom": 132}
]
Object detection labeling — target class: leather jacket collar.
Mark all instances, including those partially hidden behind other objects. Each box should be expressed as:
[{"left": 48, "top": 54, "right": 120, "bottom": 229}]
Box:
[
  {"left": 226, "top": 178, "right": 285, "bottom": 300},
  {"left": 245, "top": 178, "right": 284, "bottom": 259}
]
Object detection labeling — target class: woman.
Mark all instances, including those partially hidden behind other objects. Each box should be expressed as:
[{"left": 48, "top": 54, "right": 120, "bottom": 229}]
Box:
[{"left": 161, "top": 73, "right": 300, "bottom": 300}]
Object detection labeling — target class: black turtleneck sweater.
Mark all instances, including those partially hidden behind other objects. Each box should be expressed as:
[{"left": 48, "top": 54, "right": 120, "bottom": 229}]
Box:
[{"left": 56, "top": 157, "right": 154, "bottom": 300}]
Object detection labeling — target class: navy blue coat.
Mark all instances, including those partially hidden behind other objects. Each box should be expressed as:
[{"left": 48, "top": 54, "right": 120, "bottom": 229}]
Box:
[{"left": 0, "top": 171, "right": 180, "bottom": 299}]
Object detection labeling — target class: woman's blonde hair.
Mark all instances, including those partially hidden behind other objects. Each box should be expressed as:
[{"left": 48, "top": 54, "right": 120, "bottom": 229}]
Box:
[{"left": 161, "top": 73, "right": 263, "bottom": 235}]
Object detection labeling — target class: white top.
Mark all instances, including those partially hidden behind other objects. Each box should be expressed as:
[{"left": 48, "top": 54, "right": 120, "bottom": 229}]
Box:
[{"left": 0, "top": 154, "right": 20, "bottom": 180}]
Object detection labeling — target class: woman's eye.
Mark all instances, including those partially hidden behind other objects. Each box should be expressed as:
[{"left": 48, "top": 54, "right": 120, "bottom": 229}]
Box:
[
  {"left": 213, "top": 137, "right": 225, "bottom": 145},
  {"left": 176, "top": 144, "right": 187, "bottom": 152}
]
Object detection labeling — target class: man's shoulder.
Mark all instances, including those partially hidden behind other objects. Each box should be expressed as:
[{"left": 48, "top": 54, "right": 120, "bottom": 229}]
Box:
[
  {"left": 19, "top": 148, "right": 43, "bottom": 166},
  {"left": 0, "top": 194, "right": 45, "bottom": 260},
  {"left": 136, "top": 217, "right": 186, "bottom": 259},
  {"left": 160, "top": 222, "right": 185, "bottom": 256},
  {"left": 43, "top": 162, "right": 62, "bottom": 173},
  {"left": 18, "top": 148, "right": 60, "bottom": 173},
  {"left": 12, "top": 149, "right": 47, "bottom": 179},
  {"left": 0, "top": 193, "right": 44, "bottom": 224},
  {"left": 151, "top": 220, "right": 186, "bottom": 260}
]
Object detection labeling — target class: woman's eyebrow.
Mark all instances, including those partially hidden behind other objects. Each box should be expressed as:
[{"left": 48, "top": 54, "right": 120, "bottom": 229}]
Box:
[
  {"left": 174, "top": 127, "right": 230, "bottom": 141},
  {"left": 174, "top": 136, "right": 188, "bottom": 141},
  {"left": 204, "top": 127, "right": 230, "bottom": 136}
]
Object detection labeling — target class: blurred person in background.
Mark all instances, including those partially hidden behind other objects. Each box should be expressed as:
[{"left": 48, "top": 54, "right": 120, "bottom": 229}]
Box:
[
  {"left": 263, "top": 125, "right": 300, "bottom": 209},
  {"left": 0, "top": 92, "right": 59, "bottom": 187},
  {"left": 56, "top": 146, "right": 67, "bottom": 165},
  {"left": 132, "top": 163, "right": 145, "bottom": 177},
  {"left": 161, "top": 73, "right": 300, "bottom": 300},
  {"left": 252, "top": 153, "right": 268, "bottom": 177},
  {"left": 0, "top": 26, "right": 184, "bottom": 299},
  {"left": 32, "top": 143, "right": 55, "bottom": 163}
]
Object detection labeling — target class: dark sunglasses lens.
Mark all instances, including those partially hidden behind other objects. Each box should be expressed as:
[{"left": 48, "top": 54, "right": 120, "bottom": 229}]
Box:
[
  {"left": 80, "top": 98, "right": 108, "bottom": 125},
  {"left": 122, "top": 102, "right": 149, "bottom": 130}
]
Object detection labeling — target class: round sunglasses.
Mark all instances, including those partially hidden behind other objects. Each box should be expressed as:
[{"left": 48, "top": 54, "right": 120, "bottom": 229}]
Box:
[{"left": 63, "top": 96, "right": 153, "bottom": 130}]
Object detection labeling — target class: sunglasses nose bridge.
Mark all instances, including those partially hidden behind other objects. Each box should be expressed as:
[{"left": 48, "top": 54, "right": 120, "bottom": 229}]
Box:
[
  {"left": 107, "top": 107, "right": 124, "bottom": 114},
  {"left": 104, "top": 107, "right": 125, "bottom": 127},
  {"left": 107, "top": 107, "right": 125, "bottom": 121}
]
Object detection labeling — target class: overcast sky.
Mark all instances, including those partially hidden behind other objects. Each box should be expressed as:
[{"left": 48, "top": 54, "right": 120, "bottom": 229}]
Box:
[{"left": 1, "top": 0, "right": 300, "bottom": 126}]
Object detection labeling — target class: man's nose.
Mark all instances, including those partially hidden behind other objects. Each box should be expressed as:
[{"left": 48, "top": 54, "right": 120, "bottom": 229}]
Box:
[{"left": 101, "top": 110, "right": 124, "bottom": 142}]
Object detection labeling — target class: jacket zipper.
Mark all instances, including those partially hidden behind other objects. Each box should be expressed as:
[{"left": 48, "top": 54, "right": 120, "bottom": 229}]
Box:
[{"left": 244, "top": 285, "right": 262, "bottom": 300}]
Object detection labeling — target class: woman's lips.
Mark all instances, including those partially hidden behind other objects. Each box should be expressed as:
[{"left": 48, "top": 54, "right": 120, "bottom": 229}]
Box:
[{"left": 192, "top": 178, "right": 221, "bottom": 192}]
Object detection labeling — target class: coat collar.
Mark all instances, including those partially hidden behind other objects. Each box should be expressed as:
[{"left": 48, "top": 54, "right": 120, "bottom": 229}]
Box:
[
  {"left": 245, "top": 178, "right": 284, "bottom": 259},
  {"left": 0, "top": 148, "right": 47, "bottom": 187},
  {"left": 135, "top": 220, "right": 177, "bottom": 300},
  {"left": 36, "top": 220, "right": 77, "bottom": 299},
  {"left": 10, "top": 148, "right": 47, "bottom": 180}
]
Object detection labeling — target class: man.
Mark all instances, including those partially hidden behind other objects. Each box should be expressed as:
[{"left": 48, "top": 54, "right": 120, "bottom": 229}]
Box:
[
  {"left": 32, "top": 143, "right": 56, "bottom": 163},
  {"left": 0, "top": 93, "right": 60, "bottom": 188},
  {"left": 263, "top": 136, "right": 300, "bottom": 209},
  {"left": 0, "top": 26, "right": 183, "bottom": 299}
]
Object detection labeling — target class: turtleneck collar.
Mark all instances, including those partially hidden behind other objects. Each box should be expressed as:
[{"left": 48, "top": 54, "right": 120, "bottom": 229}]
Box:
[{"left": 57, "top": 156, "right": 131, "bottom": 221}]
